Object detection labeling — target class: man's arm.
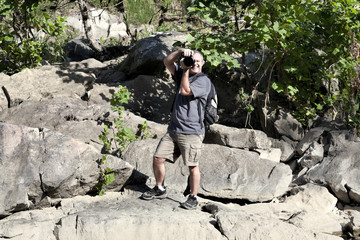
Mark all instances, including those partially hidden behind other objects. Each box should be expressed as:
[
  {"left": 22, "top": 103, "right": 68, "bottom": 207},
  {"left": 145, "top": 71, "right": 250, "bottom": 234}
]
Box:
[
  {"left": 163, "top": 49, "right": 182, "bottom": 76},
  {"left": 180, "top": 68, "right": 192, "bottom": 96},
  {"left": 163, "top": 48, "right": 194, "bottom": 96}
]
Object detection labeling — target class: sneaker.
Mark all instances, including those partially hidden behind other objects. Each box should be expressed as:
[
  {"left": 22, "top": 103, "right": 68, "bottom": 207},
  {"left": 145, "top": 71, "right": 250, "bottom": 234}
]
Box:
[
  {"left": 141, "top": 186, "right": 167, "bottom": 200},
  {"left": 180, "top": 194, "right": 198, "bottom": 210}
]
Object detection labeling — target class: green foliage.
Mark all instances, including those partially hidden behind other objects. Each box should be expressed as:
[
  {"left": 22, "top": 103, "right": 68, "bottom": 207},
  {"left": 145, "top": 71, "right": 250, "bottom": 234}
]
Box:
[
  {"left": 187, "top": 0, "right": 360, "bottom": 132},
  {"left": 109, "top": 85, "right": 138, "bottom": 154},
  {"left": 124, "top": 0, "right": 157, "bottom": 25},
  {"left": 97, "top": 86, "right": 152, "bottom": 195},
  {"left": 0, "top": 0, "right": 68, "bottom": 74},
  {"left": 95, "top": 155, "right": 116, "bottom": 196}
]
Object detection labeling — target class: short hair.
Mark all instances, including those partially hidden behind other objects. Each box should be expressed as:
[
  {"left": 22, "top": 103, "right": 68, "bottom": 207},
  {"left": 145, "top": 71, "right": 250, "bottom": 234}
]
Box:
[{"left": 193, "top": 50, "right": 204, "bottom": 62}]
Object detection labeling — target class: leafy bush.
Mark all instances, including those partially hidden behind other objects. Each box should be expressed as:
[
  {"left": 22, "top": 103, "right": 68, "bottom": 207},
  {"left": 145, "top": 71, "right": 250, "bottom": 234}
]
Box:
[
  {"left": 97, "top": 85, "right": 151, "bottom": 195},
  {"left": 0, "top": 0, "right": 68, "bottom": 75},
  {"left": 187, "top": 0, "right": 360, "bottom": 132}
]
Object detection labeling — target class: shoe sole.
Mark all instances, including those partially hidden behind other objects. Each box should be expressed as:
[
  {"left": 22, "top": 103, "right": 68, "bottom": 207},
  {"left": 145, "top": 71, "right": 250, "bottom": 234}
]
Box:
[
  {"left": 180, "top": 202, "right": 197, "bottom": 210},
  {"left": 141, "top": 194, "right": 167, "bottom": 200}
]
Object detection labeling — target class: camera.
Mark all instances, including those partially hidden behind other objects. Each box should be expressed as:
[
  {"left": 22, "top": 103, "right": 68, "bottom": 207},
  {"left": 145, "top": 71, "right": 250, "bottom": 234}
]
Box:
[{"left": 181, "top": 54, "right": 195, "bottom": 67}]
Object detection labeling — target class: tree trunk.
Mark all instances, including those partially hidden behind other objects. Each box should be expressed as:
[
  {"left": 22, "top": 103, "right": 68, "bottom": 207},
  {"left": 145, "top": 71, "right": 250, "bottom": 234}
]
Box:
[{"left": 77, "top": 0, "right": 103, "bottom": 53}]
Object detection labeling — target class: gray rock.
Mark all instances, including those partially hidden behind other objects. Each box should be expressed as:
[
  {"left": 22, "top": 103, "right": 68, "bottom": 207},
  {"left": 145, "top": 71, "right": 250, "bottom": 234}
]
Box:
[
  {"left": 205, "top": 124, "right": 272, "bottom": 149},
  {"left": 284, "top": 183, "right": 338, "bottom": 213},
  {"left": 0, "top": 192, "right": 226, "bottom": 240},
  {"left": 123, "top": 138, "right": 292, "bottom": 202},
  {"left": 296, "top": 127, "right": 325, "bottom": 155},
  {"left": 200, "top": 145, "right": 292, "bottom": 201},
  {"left": 297, "top": 141, "right": 324, "bottom": 168},
  {"left": 65, "top": 8, "right": 128, "bottom": 40},
  {"left": 0, "top": 97, "right": 115, "bottom": 150},
  {"left": 274, "top": 109, "right": 304, "bottom": 141},
  {"left": 119, "top": 32, "right": 187, "bottom": 76},
  {"left": 0, "top": 59, "right": 118, "bottom": 111},
  {"left": 271, "top": 137, "right": 295, "bottom": 162},
  {"left": 122, "top": 75, "right": 175, "bottom": 124},
  {"left": 0, "top": 123, "right": 132, "bottom": 217},
  {"left": 305, "top": 141, "right": 360, "bottom": 204},
  {"left": 64, "top": 38, "right": 95, "bottom": 61},
  {"left": 0, "top": 187, "right": 347, "bottom": 240},
  {"left": 215, "top": 210, "right": 341, "bottom": 240}
]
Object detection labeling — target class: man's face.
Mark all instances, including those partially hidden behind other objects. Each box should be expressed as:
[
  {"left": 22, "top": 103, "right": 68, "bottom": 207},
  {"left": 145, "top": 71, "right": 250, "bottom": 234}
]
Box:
[{"left": 189, "top": 52, "right": 204, "bottom": 75}]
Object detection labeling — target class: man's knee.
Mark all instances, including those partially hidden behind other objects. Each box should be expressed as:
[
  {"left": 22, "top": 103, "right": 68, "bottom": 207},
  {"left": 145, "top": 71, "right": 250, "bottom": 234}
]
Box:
[
  {"left": 153, "top": 156, "right": 165, "bottom": 164},
  {"left": 189, "top": 165, "right": 199, "bottom": 174}
]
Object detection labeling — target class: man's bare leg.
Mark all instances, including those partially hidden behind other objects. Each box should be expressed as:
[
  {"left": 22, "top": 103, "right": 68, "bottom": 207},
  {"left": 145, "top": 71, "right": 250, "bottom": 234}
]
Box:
[
  {"left": 189, "top": 166, "right": 200, "bottom": 195},
  {"left": 141, "top": 157, "right": 167, "bottom": 200},
  {"left": 153, "top": 157, "right": 166, "bottom": 186}
]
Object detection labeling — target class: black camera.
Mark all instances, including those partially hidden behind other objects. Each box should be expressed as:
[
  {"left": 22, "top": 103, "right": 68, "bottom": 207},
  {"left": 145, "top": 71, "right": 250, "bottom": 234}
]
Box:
[{"left": 181, "top": 54, "right": 195, "bottom": 67}]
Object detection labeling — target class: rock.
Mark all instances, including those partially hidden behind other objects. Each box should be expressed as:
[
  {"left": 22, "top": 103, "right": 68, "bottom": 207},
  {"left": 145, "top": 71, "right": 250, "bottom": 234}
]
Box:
[
  {"left": 0, "top": 123, "right": 133, "bottom": 217},
  {"left": 271, "top": 137, "right": 296, "bottom": 162},
  {"left": 0, "top": 97, "right": 166, "bottom": 151},
  {"left": 273, "top": 109, "right": 304, "bottom": 141},
  {"left": 205, "top": 124, "right": 272, "bottom": 150},
  {"left": 200, "top": 144, "right": 292, "bottom": 201},
  {"left": 305, "top": 141, "right": 360, "bottom": 204},
  {"left": 0, "top": 192, "right": 226, "bottom": 240},
  {"left": 0, "top": 97, "right": 115, "bottom": 150},
  {"left": 0, "top": 188, "right": 348, "bottom": 240},
  {"left": 64, "top": 8, "right": 128, "bottom": 40},
  {"left": 123, "top": 138, "right": 292, "bottom": 202},
  {"left": 257, "top": 148, "right": 282, "bottom": 162},
  {"left": 296, "top": 127, "right": 325, "bottom": 155},
  {"left": 122, "top": 75, "right": 175, "bottom": 124},
  {"left": 118, "top": 32, "right": 187, "bottom": 76},
  {"left": 284, "top": 183, "right": 338, "bottom": 213},
  {"left": 208, "top": 183, "right": 345, "bottom": 240},
  {"left": 287, "top": 211, "right": 343, "bottom": 235},
  {"left": 297, "top": 141, "right": 324, "bottom": 168},
  {"left": 64, "top": 38, "right": 95, "bottom": 61},
  {"left": 215, "top": 210, "right": 341, "bottom": 240},
  {"left": 0, "top": 59, "right": 119, "bottom": 111}
]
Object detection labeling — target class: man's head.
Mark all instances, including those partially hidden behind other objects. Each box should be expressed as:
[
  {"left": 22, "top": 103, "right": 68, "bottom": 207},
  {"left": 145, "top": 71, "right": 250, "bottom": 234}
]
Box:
[{"left": 189, "top": 51, "right": 205, "bottom": 75}]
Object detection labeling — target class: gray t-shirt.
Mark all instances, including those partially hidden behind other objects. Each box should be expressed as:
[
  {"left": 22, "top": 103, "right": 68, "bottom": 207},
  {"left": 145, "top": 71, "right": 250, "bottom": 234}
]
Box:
[{"left": 168, "top": 67, "right": 211, "bottom": 135}]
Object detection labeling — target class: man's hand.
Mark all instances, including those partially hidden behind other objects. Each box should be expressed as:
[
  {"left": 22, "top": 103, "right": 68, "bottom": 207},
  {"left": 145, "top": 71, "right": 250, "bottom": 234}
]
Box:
[
  {"left": 181, "top": 48, "right": 193, "bottom": 57},
  {"left": 180, "top": 49, "right": 194, "bottom": 70}
]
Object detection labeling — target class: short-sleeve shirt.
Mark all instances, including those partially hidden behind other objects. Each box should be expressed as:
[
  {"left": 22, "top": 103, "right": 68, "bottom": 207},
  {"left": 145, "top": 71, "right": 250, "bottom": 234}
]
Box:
[{"left": 168, "top": 66, "right": 211, "bottom": 135}]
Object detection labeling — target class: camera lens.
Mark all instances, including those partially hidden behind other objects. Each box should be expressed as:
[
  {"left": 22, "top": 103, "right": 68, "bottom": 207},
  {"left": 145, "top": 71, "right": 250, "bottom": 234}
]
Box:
[{"left": 183, "top": 56, "right": 195, "bottom": 67}]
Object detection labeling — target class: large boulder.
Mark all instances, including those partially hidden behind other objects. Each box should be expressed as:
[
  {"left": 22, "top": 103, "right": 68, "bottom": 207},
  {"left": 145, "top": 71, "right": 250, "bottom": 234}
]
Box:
[
  {"left": 0, "top": 59, "right": 120, "bottom": 111},
  {"left": 0, "top": 97, "right": 115, "bottom": 150},
  {"left": 305, "top": 139, "right": 360, "bottom": 204},
  {"left": 208, "top": 183, "right": 343, "bottom": 240},
  {"left": 123, "top": 137, "right": 292, "bottom": 202},
  {"left": 0, "top": 96, "right": 167, "bottom": 152},
  {"left": 118, "top": 31, "right": 187, "bottom": 76},
  {"left": 0, "top": 184, "right": 347, "bottom": 240},
  {"left": 122, "top": 75, "right": 176, "bottom": 124},
  {"left": 0, "top": 192, "right": 226, "bottom": 240},
  {"left": 0, "top": 123, "right": 133, "bottom": 217},
  {"left": 205, "top": 124, "right": 272, "bottom": 149},
  {"left": 215, "top": 210, "right": 341, "bottom": 240}
]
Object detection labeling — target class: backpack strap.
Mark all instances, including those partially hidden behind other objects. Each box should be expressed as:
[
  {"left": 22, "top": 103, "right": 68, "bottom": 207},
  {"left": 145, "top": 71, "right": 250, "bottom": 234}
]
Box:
[{"left": 194, "top": 74, "right": 209, "bottom": 129}]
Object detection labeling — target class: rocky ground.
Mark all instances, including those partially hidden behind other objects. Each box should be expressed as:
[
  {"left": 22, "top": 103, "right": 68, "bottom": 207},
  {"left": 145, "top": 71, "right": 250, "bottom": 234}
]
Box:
[{"left": 0, "top": 10, "right": 360, "bottom": 239}]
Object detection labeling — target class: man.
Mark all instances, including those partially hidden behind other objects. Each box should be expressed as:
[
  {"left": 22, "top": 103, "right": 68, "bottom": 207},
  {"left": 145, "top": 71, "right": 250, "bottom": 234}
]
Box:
[{"left": 141, "top": 48, "right": 211, "bottom": 210}]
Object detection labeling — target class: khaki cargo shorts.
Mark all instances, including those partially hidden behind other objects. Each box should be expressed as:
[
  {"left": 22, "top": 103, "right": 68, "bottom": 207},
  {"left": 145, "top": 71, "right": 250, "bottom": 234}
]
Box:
[{"left": 154, "top": 132, "right": 205, "bottom": 166}]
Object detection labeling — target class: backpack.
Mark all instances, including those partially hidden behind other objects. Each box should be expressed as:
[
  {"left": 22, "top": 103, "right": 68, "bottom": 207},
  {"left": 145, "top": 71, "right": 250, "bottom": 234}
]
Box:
[{"left": 199, "top": 80, "right": 218, "bottom": 127}]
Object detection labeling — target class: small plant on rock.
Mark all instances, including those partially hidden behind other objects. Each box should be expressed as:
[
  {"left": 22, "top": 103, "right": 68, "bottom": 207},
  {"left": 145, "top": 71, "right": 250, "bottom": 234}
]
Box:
[{"left": 96, "top": 85, "right": 151, "bottom": 195}]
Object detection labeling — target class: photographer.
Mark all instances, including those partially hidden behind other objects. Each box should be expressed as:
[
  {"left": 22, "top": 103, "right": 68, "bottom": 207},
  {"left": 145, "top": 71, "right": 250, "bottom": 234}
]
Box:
[{"left": 141, "top": 48, "right": 211, "bottom": 210}]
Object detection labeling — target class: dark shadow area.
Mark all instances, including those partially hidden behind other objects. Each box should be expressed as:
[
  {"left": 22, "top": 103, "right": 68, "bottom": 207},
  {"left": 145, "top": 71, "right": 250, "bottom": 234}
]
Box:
[{"left": 197, "top": 194, "right": 253, "bottom": 206}]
